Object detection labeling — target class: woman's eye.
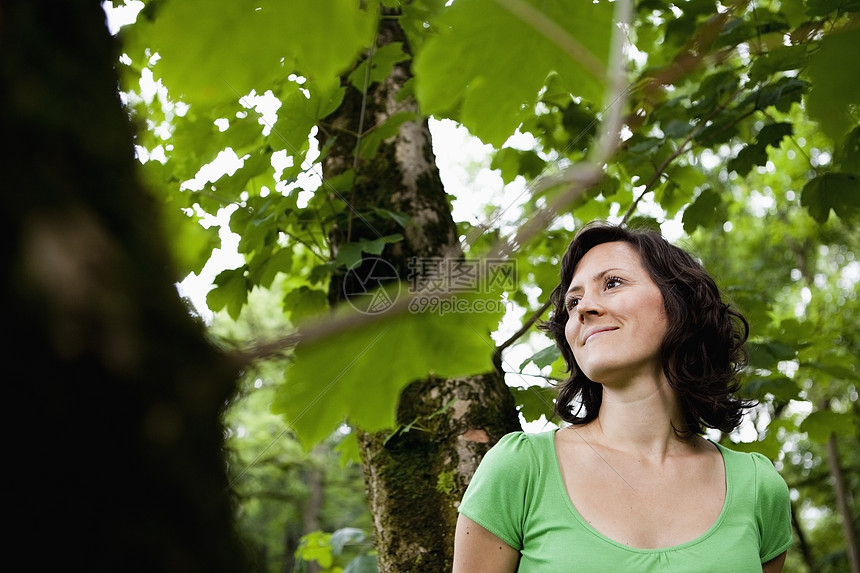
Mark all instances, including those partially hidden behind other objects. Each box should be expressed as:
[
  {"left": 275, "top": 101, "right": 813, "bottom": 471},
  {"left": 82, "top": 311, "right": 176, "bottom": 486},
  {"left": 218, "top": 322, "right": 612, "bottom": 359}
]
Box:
[
  {"left": 565, "top": 297, "right": 579, "bottom": 311},
  {"left": 605, "top": 277, "right": 622, "bottom": 290}
]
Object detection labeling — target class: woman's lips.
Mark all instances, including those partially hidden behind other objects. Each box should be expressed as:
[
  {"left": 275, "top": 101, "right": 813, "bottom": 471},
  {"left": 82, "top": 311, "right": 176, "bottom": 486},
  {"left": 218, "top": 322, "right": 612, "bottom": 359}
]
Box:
[{"left": 583, "top": 327, "right": 617, "bottom": 345}]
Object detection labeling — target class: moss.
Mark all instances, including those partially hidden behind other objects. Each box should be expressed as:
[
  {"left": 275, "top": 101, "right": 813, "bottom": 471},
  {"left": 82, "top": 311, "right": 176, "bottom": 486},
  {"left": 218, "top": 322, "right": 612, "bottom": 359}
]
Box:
[{"left": 436, "top": 469, "right": 457, "bottom": 495}]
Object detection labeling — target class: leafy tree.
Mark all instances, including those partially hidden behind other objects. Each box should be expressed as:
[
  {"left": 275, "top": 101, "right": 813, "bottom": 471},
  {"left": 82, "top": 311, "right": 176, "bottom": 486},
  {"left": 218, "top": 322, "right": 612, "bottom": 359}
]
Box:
[
  {"left": 117, "top": 0, "right": 859, "bottom": 570},
  {"left": 11, "top": 0, "right": 856, "bottom": 571}
]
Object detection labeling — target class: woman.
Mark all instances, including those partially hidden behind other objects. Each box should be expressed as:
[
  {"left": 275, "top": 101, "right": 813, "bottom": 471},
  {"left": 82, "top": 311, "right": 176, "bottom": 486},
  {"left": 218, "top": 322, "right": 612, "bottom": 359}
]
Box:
[{"left": 453, "top": 222, "right": 792, "bottom": 572}]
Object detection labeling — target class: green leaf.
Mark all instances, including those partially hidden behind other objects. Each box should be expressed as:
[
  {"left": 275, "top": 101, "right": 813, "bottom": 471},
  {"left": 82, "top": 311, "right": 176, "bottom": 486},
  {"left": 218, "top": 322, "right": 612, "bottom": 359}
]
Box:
[
  {"left": 358, "top": 111, "right": 417, "bottom": 158},
  {"left": 654, "top": 181, "right": 695, "bottom": 218},
  {"left": 666, "top": 164, "right": 706, "bottom": 191},
  {"left": 284, "top": 286, "right": 329, "bottom": 325},
  {"left": 335, "top": 431, "right": 362, "bottom": 466},
  {"left": 518, "top": 344, "right": 561, "bottom": 371},
  {"left": 297, "top": 531, "right": 335, "bottom": 569},
  {"left": 836, "top": 126, "right": 860, "bottom": 174},
  {"left": 220, "top": 110, "right": 266, "bottom": 155},
  {"left": 748, "top": 45, "right": 808, "bottom": 85},
  {"left": 728, "top": 144, "right": 767, "bottom": 176},
  {"left": 805, "top": 0, "right": 860, "bottom": 17},
  {"left": 270, "top": 83, "right": 346, "bottom": 155},
  {"left": 159, "top": 202, "right": 219, "bottom": 278},
  {"left": 334, "top": 237, "right": 402, "bottom": 268},
  {"left": 308, "top": 262, "right": 337, "bottom": 285},
  {"left": 561, "top": 102, "right": 598, "bottom": 150},
  {"left": 690, "top": 71, "right": 740, "bottom": 118},
  {"left": 334, "top": 243, "right": 365, "bottom": 269},
  {"left": 748, "top": 76, "right": 806, "bottom": 112},
  {"left": 207, "top": 266, "right": 250, "bottom": 320},
  {"left": 348, "top": 42, "right": 411, "bottom": 90},
  {"left": 233, "top": 210, "right": 278, "bottom": 256},
  {"left": 625, "top": 216, "right": 662, "bottom": 233},
  {"left": 272, "top": 291, "right": 504, "bottom": 449},
  {"left": 663, "top": 1, "right": 713, "bottom": 48},
  {"left": 800, "top": 410, "right": 857, "bottom": 443},
  {"left": 251, "top": 247, "right": 293, "bottom": 288},
  {"left": 805, "top": 25, "right": 860, "bottom": 141},
  {"left": 491, "top": 148, "right": 545, "bottom": 184},
  {"left": 743, "top": 376, "right": 801, "bottom": 402},
  {"left": 756, "top": 122, "right": 793, "bottom": 149},
  {"left": 662, "top": 119, "right": 694, "bottom": 139},
  {"left": 360, "top": 238, "right": 387, "bottom": 257},
  {"left": 364, "top": 234, "right": 404, "bottom": 255},
  {"left": 212, "top": 149, "right": 273, "bottom": 201},
  {"left": 137, "top": 0, "right": 374, "bottom": 106},
  {"left": 726, "top": 432, "right": 781, "bottom": 460},
  {"left": 511, "top": 385, "right": 557, "bottom": 423},
  {"left": 371, "top": 207, "right": 411, "bottom": 228},
  {"left": 727, "top": 123, "right": 790, "bottom": 177},
  {"left": 414, "top": 0, "right": 612, "bottom": 145},
  {"left": 747, "top": 340, "right": 797, "bottom": 370},
  {"left": 801, "top": 172, "right": 860, "bottom": 223},
  {"left": 682, "top": 188, "right": 722, "bottom": 233},
  {"left": 776, "top": 318, "right": 808, "bottom": 346},
  {"left": 801, "top": 361, "right": 860, "bottom": 383}
]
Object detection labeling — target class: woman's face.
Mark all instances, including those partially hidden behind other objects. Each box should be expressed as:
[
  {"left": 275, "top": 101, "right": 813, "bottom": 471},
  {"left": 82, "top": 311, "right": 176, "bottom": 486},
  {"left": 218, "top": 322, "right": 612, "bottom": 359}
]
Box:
[{"left": 563, "top": 241, "right": 669, "bottom": 386}]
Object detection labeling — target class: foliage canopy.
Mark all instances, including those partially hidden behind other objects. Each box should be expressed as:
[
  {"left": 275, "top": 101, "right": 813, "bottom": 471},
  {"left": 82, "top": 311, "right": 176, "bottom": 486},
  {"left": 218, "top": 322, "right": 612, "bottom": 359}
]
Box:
[{"left": 116, "top": 0, "right": 858, "bottom": 570}]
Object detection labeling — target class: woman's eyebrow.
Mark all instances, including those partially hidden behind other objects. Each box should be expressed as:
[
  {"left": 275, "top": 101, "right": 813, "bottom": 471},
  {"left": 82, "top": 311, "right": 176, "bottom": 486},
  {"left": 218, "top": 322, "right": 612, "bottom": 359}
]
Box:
[{"left": 566, "top": 268, "right": 624, "bottom": 295}]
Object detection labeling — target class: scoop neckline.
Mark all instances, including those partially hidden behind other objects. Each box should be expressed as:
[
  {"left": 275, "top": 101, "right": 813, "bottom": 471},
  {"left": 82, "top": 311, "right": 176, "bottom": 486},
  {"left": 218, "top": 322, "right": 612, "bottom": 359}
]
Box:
[{"left": 547, "top": 428, "right": 731, "bottom": 553}]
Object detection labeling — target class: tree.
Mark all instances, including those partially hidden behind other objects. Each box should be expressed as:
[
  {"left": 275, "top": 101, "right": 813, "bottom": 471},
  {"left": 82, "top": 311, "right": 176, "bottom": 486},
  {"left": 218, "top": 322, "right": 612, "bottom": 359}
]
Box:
[
  {"left": 19, "top": 0, "right": 857, "bottom": 571},
  {"left": 3, "top": 2, "right": 251, "bottom": 571}
]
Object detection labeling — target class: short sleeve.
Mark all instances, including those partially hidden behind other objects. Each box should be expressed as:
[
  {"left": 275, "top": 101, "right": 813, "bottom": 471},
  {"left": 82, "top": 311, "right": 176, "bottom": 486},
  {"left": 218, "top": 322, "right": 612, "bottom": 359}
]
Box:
[
  {"left": 457, "top": 431, "right": 536, "bottom": 550},
  {"left": 752, "top": 452, "right": 793, "bottom": 563}
]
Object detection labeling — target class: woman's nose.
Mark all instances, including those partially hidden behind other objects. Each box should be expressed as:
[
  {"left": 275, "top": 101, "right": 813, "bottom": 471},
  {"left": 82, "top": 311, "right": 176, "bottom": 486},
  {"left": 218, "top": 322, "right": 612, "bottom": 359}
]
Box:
[{"left": 575, "top": 293, "right": 601, "bottom": 320}]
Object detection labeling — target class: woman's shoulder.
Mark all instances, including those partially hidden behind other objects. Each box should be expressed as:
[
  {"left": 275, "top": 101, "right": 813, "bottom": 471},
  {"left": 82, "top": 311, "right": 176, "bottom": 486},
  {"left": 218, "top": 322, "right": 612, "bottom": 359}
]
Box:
[
  {"left": 479, "top": 430, "right": 556, "bottom": 470},
  {"left": 713, "top": 441, "right": 790, "bottom": 494},
  {"left": 489, "top": 429, "right": 555, "bottom": 452},
  {"left": 713, "top": 441, "right": 779, "bottom": 469}
]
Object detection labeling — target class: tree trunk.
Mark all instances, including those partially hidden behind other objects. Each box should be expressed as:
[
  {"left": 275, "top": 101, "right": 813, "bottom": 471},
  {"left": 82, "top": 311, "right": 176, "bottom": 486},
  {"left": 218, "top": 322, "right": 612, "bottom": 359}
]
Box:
[
  {"left": 789, "top": 500, "right": 816, "bottom": 571},
  {"left": 3, "top": 3, "right": 249, "bottom": 571},
  {"left": 826, "top": 432, "right": 860, "bottom": 573},
  {"left": 318, "top": 10, "right": 522, "bottom": 572},
  {"left": 359, "top": 373, "right": 521, "bottom": 572},
  {"left": 302, "top": 467, "right": 324, "bottom": 573}
]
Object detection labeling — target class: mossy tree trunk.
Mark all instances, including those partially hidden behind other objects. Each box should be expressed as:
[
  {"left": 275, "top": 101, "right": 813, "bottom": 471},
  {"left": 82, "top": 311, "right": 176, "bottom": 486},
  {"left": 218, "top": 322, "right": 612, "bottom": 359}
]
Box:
[
  {"left": 318, "top": 10, "right": 522, "bottom": 572},
  {"left": 358, "top": 374, "right": 521, "bottom": 572}
]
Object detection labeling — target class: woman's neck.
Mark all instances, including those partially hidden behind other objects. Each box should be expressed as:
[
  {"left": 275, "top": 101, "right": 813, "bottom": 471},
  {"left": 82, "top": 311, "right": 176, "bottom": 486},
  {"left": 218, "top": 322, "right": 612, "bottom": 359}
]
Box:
[{"left": 589, "top": 377, "right": 690, "bottom": 460}]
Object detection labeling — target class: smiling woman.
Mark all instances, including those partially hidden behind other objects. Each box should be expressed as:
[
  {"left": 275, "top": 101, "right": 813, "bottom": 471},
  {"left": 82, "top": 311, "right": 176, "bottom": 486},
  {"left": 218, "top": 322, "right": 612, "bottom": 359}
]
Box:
[
  {"left": 452, "top": 221, "right": 793, "bottom": 573},
  {"left": 562, "top": 241, "right": 669, "bottom": 389},
  {"left": 548, "top": 221, "right": 752, "bottom": 437}
]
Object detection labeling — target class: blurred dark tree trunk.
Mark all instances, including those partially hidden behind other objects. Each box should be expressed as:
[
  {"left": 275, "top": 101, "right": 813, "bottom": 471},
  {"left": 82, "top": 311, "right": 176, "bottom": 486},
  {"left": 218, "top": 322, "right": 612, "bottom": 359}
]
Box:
[{"left": 2, "top": 3, "right": 250, "bottom": 571}]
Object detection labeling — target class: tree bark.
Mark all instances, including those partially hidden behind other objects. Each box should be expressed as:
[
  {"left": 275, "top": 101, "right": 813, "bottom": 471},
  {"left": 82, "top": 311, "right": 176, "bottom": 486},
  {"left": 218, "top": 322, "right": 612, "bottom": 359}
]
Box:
[
  {"left": 302, "top": 467, "right": 324, "bottom": 573},
  {"left": 359, "top": 373, "right": 521, "bottom": 571},
  {"left": 318, "top": 10, "right": 522, "bottom": 572},
  {"left": 3, "top": 3, "right": 249, "bottom": 571},
  {"left": 826, "top": 432, "right": 860, "bottom": 573}
]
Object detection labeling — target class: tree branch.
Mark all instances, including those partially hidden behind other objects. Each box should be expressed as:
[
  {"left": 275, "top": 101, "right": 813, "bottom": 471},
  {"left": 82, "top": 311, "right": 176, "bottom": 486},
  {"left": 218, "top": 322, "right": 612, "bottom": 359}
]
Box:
[
  {"left": 496, "top": 299, "right": 553, "bottom": 355},
  {"left": 621, "top": 85, "right": 749, "bottom": 224}
]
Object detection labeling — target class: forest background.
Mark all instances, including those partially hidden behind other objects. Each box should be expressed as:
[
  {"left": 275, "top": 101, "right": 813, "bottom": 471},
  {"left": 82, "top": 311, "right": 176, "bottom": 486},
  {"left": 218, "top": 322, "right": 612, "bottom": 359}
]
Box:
[{"left": 5, "top": 1, "right": 858, "bottom": 572}]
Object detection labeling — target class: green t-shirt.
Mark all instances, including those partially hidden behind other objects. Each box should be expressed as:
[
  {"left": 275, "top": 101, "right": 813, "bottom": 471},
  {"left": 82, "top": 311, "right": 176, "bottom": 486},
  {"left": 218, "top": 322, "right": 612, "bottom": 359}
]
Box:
[{"left": 458, "top": 430, "right": 792, "bottom": 572}]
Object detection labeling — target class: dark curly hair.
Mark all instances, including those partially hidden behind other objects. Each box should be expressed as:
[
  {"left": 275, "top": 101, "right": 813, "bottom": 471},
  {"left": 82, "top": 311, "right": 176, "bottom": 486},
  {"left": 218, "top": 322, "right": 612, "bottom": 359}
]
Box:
[{"left": 540, "top": 221, "right": 753, "bottom": 439}]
